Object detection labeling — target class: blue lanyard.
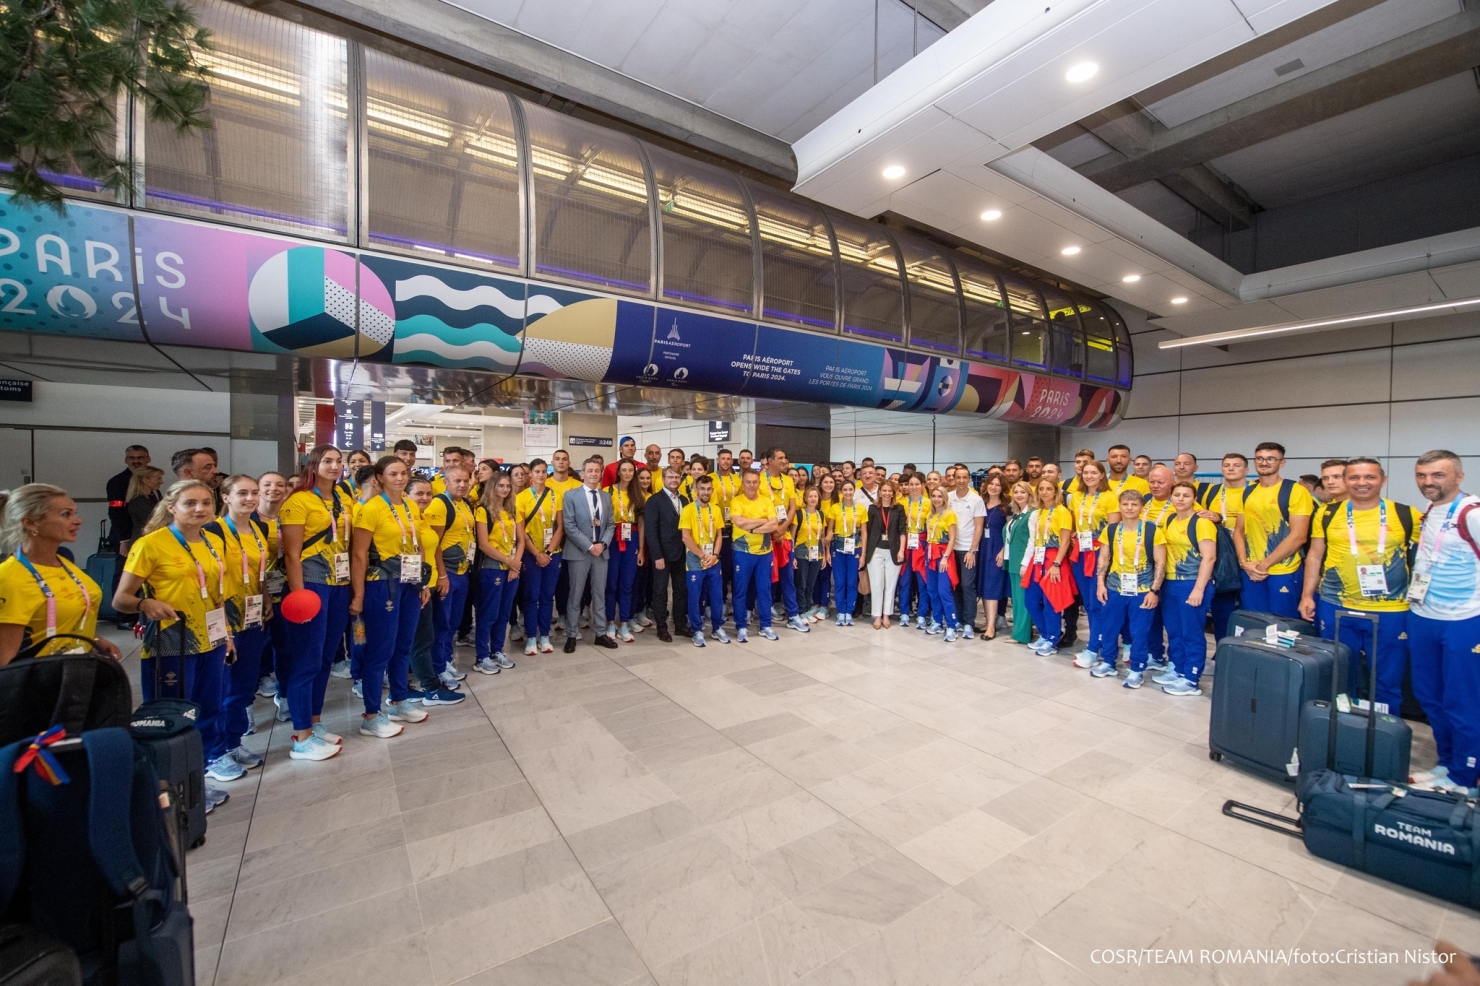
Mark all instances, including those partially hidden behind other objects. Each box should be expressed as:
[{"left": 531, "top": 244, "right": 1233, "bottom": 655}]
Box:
[
  {"left": 168, "top": 525, "right": 224, "bottom": 600},
  {"left": 15, "top": 550, "right": 92, "bottom": 639}
]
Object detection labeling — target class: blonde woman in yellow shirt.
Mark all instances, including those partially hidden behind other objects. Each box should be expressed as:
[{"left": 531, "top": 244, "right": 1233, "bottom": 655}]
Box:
[
  {"left": 792, "top": 485, "right": 828, "bottom": 623},
  {"left": 474, "top": 471, "right": 524, "bottom": 674},
  {"left": 825, "top": 480, "right": 869, "bottom": 626}
]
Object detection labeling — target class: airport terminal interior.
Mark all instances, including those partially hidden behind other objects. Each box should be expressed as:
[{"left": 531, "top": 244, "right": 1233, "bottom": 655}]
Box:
[{"left": 4, "top": 0, "right": 1480, "bottom": 984}]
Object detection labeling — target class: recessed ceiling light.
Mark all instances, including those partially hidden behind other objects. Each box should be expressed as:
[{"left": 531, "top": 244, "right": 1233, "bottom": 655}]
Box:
[
  {"left": 882, "top": 165, "right": 906, "bottom": 180},
  {"left": 1061, "top": 246, "right": 1081, "bottom": 256},
  {"left": 1171, "top": 296, "right": 1188, "bottom": 304},
  {"left": 1065, "top": 62, "right": 1098, "bottom": 83},
  {"left": 1122, "top": 274, "right": 1141, "bottom": 283},
  {"left": 980, "top": 209, "right": 1002, "bottom": 221}
]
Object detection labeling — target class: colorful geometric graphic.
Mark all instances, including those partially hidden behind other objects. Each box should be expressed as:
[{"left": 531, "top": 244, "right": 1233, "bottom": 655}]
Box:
[{"left": 248, "top": 247, "right": 394, "bottom": 359}]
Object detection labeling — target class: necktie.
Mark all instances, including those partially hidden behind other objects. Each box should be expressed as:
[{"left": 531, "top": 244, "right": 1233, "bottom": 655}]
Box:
[{"left": 590, "top": 489, "right": 601, "bottom": 540}]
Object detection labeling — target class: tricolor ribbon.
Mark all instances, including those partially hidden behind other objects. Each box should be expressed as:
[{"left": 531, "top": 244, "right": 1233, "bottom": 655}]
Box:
[{"left": 13, "top": 725, "right": 70, "bottom": 785}]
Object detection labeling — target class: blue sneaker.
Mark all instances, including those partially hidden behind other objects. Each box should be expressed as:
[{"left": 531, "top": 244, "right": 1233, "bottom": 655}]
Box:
[
  {"left": 385, "top": 700, "right": 428, "bottom": 723},
  {"left": 475, "top": 657, "right": 501, "bottom": 675},
  {"left": 1145, "top": 660, "right": 1169, "bottom": 675},
  {"left": 1152, "top": 669, "right": 1182, "bottom": 685},
  {"left": 289, "top": 734, "right": 340, "bottom": 761},
  {"left": 273, "top": 694, "right": 291, "bottom": 722},
  {"left": 944, "top": 627, "right": 957, "bottom": 642},
  {"left": 1089, "top": 661, "right": 1117, "bottom": 678},
  {"left": 257, "top": 674, "right": 278, "bottom": 697},
  {"left": 1032, "top": 639, "right": 1057, "bottom": 656},
  {"left": 1123, "top": 671, "right": 1144, "bottom": 689},
  {"left": 760, "top": 627, "right": 778, "bottom": 641},
  {"left": 230, "top": 746, "right": 264, "bottom": 769},
  {"left": 788, "top": 616, "right": 811, "bottom": 633},
  {"left": 359, "top": 712, "right": 402, "bottom": 738},
  {"left": 421, "top": 688, "right": 466, "bottom": 707},
  {"left": 206, "top": 754, "right": 246, "bottom": 782},
  {"left": 493, "top": 652, "right": 515, "bottom": 669},
  {"left": 405, "top": 688, "right": 427, "bottom": 702},
  {"left": 915, "top": 615, "right": 927, "bottom": 630},
  {"left": 961, "top": 626, "right": 974, "bottom": 640},
  {"left": 713, "top": 629, "right": 730, "bottom": 644},
  {"left": 311, "top": 722, "right": 343, "bottom": 744},
  {"left": 1162, "top": 678, "right": 1202, "bottom": 696},
  {"left": 692, "top": 632, "right": 706, "bottom": 648},
  {"left": 737, "top": 628, "right": 749, "bottom": 643},
  {"left": 925, "top": 621, "right": 942, "bottom": 635},
  {"left": 351, "top": 679, "right": 364, "bottom": 699}
]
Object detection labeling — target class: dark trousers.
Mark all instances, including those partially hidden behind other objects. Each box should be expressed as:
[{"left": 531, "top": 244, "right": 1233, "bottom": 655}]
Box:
[
  {"left": 952, "top": 549, "right": 978, "bottom": 629},
  {"left": 651, "top": 555, "right": 688, "bottom": 633}
]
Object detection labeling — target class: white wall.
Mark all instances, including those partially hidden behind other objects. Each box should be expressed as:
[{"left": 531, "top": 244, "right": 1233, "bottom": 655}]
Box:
[
  {"left": 831, "top": 408, "right": 1010, "bottom": 474},
  {"left": 617, "top": 410, "right": 757, "bottom": 465},
  {"left": 1066, "top": 306, "right": 1480, "bottom": 503},
  {"left": 0, "top": 382, "right": 261, "bottom": 544}
]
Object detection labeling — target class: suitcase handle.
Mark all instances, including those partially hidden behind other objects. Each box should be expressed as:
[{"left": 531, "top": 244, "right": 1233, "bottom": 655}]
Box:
[{"left": 1330, "top": 609, "right": 1381, "bottom": 778}]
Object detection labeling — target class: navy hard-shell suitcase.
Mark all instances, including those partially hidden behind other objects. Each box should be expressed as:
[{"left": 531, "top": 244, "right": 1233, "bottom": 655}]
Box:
[
  {"left": 1226, "top": 609, "right": 1318, "bottom": 640},
  {"left": 1208, "top": 634, "right": 1342, "bottom": 782},
  {"left": 131, "top": 624, "right": 207, "bottom": 850}
]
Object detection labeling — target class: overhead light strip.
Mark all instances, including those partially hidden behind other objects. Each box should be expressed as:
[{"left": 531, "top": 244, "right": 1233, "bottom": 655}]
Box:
[{"left": 1157, "top": 296, "right": 1480, "bottom": 349}]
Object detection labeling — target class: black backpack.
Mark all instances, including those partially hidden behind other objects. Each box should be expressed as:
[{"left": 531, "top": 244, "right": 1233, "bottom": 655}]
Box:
[{"left": 0, "top": 637, "right": 132, "bottom": 749}]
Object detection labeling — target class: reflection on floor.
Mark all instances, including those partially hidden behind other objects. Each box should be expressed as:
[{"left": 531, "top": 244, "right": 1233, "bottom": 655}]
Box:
[{"left": 120, "top": 619, "right": 1470, "bottom": 986}]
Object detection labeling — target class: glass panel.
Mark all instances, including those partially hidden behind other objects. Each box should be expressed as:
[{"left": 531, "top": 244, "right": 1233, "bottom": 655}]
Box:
[
  {"left": 1040, "top": 285, "right": 1086, "bottom": 378},
  {"left": 1110, "top": 305, "right": 1134, "bottom": 387},
  {"left": 645, "top": 143, "right": 754, "bottom": 315},
  {"left": 957, "top": 257, "right": 1009, "bottom": 363},
  {"left": 1002, "top": 274, "right": 1049, "bottom": 370},
  {"left": 364, "top": 52, "right": 520, "bottom": 270},
  {"left": 828, "top": 212, "right": 904, "bottom": 344},
  {"left": 523, "top": 100, "right": 652, "bottom": 295},
  {"left": 145, "top": 0, "right": 350, "bottom": 239},
  {"left": 746, "top": 181, "right": 836, "bottom": 331},
  {"left": 895, "top": 233, "right": 959, "bottom": 355},
  {"left": 1081, "top": 300, "right": 1116, "bottom": 383}
]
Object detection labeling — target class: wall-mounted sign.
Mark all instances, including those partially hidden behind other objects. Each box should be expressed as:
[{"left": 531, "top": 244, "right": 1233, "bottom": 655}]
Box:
[
  {"left": 707, "top": 420, "right": 731, "bottom": 442},
  {"left": 569, "top": 435, "right": 613, "bottom": 447},
  {"left": 0, "top": 379, "right": 34, "bottom": 402},
  {"left": 523, "top": 409, "right": 558, "bottom": 449}
]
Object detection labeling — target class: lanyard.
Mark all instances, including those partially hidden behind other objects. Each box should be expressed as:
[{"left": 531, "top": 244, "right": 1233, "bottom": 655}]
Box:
[
  {"left": 1418, "top": 496, "right": 1468, "bottom": 570},
  {"left": 838, "top": 503, "right": 856, "bottom": 537},
  {"left": 612, "top": 488, "right": 629, "bottom": 521},
  {"left": 168, "top": 525, "right": 224, "bottom": 600},
  {"left": 930, "top": 512, "right": 948, "bottom": 543},
  {"left": 1078, "top": 491, "right": 1101, "bottom": 530},
  {"left": 1033, "top": 509, "right": 1051, "bottom": 545},
  {"left": 767, "top": 474, "right": 786, "bottom": 508},
  {"left": 530, "top": 485, "right": 553, "bottom": 531},
  {"left": 908, "top": 497, "right": 926, "bottom": 532},
  {"left": 458, "top": 500, "right": 473, "bottom": 538},
  {"left": 1347, "top": 499, "right": 1386, "bottom": 563},
  {"left": 1117, "top": 521, "right": 1145, "bottom": 572},
  {"left": 696, "top": 503, "right": 717, "bottom": 545},
  {"left": 256, "top": 511, "right": 281, "bottom": 559},
  {"left": 319, "top": 489, "right": 345, "bottom": 545},
  {"left": 15, "top": 550, "right": 92, "bottom": 639},
  {"left": 803, "top": 509, "right": 820, "bottom": 544},
  {"left": 223, "top": 516, "right": 267, "bottom": 588},
  {"left": 1145, "top": 499, "right": 1172, "bottom": 524},
  {"left": 380, "top": 494, "right": 418, "bottom": 551},
  {"left": 719, "top": 472, "right": 736, "bottom": 501}
]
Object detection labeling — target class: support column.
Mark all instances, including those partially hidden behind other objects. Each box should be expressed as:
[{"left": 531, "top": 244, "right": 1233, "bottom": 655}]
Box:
[
  {"left": 229, "top": 355, "right": 298, "bottom": 476},
  {"left": 1007, "top": 422, "right": 1059, "bottom": 470}
]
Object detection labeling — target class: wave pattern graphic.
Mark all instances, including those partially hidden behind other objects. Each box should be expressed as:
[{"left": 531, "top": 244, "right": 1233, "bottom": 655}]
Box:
[
  {"left": 395, "top": 275, "right": 564, "bottom": 319},
  {"left": 396, "top": 332, "right": 521, "bottom": 370}
]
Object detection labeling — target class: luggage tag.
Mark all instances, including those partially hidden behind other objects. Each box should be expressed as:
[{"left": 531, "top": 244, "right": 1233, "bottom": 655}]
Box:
[
  {"left": 907, "top": 533, "right": 919, "bottom": 549},
  {"left": 620, "top": 522, "right": 632, "bottom": 542},
  {"left": 334, "top": 552, "right": 350, "bottom": 580},
  {"left": 1077, "top": 532, "right": 1094, "bottom": 551},
  {"left": 1118, "top": 573, "right": 1138, "bottom": 595},
  {"left": 400, "top": 553, "right": 421, "bottom": 583},
  {"left": 1357, "top": 564, "right": 1388, "bottom": 596},
  {"left": 1408, "top": 571, "right": 1431, "bottom": 604},
  {"left": 842, "top": 537, "right": 856, "bottom": 555},
  {"left": 245, "top": 594, "right": 264, "bottom": 627},
  {"left": 205, "top": 606, "right": 229, "bottom": 645}
]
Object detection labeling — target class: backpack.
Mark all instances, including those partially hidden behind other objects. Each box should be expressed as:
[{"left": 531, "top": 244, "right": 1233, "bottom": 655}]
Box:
[
  {"left": 0, "top": 639, "right": 132, "bottom": 749},
  {"left": 0, "top": 728, "right": 193, "bottom": 986}
]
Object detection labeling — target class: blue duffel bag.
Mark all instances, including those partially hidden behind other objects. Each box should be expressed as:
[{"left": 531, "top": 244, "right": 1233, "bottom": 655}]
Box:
[{"left": 1301, "top": 771, "right": 1480, "bottom": 909}]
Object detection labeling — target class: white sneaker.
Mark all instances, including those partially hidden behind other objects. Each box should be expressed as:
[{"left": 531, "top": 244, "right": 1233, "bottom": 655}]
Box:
[
  {"left": 474, "top": 657, "right": 501, "bottom": 675},
  {"left": 617, "top": 624, "right": 635, "bottom": 643},
  {"left": 438, "top": 670, "right": 463, "bottom": 691},
  {"left": 1072, "top": 649, "right": 1098, "bottom": 669},
  {"left": 509, "top": 624, "right": 525, "bottom": 641},
  {"left": 539, "top": 636, "right": 554, "bottom": 654},
  {"left": 289, "top": 734, "right": 340, "bottom": 761},
  {"left": 312, "top": 722, "right": 343, "bottom": 744},
  {"left": 524, "top": 640, "right": 538, "bottom": 657},
  {"left": 359, "top": 712, "right": 403, "bottom": 738},
  {"left": 443, "top": 662, "right": 467, "bottom": 681},
  {"left": 385, "top": 700, "right": 429, "bottom": 723}
]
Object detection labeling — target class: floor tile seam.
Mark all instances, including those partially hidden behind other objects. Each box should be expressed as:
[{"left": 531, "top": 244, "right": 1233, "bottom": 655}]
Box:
[{"left": 459, "top": 662, "right": 659, "bottom": 984}]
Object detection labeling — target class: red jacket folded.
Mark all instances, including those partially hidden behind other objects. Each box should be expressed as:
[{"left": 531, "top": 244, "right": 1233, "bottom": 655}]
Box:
[
  {"left": 1022, "top": 546, "right": 1077, "bottom": 612},
  {"left": 926, "top": 542, "right": 958, "bottom": 589},
  {"left": 771, "top": 536, "right": 793, "bottom": 583}
]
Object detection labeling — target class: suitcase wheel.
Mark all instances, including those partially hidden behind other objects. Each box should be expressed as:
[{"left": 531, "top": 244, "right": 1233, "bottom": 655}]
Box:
[{"left": 1209, "top": 751, "right": 1223, "bottom": 762}]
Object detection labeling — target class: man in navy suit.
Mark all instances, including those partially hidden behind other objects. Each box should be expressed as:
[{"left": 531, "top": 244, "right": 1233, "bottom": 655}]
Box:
[{"left": 562, "top": 456, "right": 618, "bottom": 653}]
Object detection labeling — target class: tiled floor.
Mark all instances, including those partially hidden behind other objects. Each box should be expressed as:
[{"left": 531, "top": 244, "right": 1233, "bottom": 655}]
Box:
[{"left": 118, "top": 619, "right": 1474, "bottom": 986}]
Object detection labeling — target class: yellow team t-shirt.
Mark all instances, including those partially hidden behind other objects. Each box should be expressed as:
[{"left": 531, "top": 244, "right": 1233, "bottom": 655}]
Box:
[
  {"left": 475, "top": 504, "right": 520, "bottom": 571},
  {"left": 1107, "top": 475, "right": 1152, "bottom": 499},
  {"left": 758, "top": 473, "right": 797, "bottom": 522},
  {"left": 1029, "top": 505, "right": 1074, "bottom": 551},
  {"left": 793, "top": 508, "right": 826, "bottom": 552},
  {"left": 1241, "top": 480, "right": 1315, "bottom": 575},
  {"left": 709, "top": 471, "right": 742, "bottom": 521},
  {"left": 425, "top": 495, "right": 476, "bottom": 576},
  {"left": 515, "top": 485, "right": 563, "bottom": 552},
  {"left": 548, "top": 474, "right": 583, "bottom": 497},
  {"left": 208, "top": 516, "right": 272, "bottom": 631},
  {"left": 1313, "top": 499, "right": 1422, "bottom": 611},
  {"left": 679, "top": 501, "right": 723, "bottom": 570},
  {"left": 1069, "top": 490, "right": 1115, "bottom": 542},
  {"left": 280, "top": 488, "right": 355, "bottom": 586},
  {"left": 1103, "top": 520, "right": 1166, "bottom": 595},
  {"left": 1202, "top": 482, "right": 1249, "bottom": 531},
  {"left": 1163, "top": 515, "right": 1218, "bottom": 581},
  {"left": 1142, "top": 498, "right": 1174, "bottom": 526},
  {"left": 826, "top": 501, "right": 868, "bottom": 544},
  {"left": 902, "top": 496, "right": 931, "bottom": 536},
  {"left": 0, "top": 555, "right": 101, "bottom": 656},
  {"left": 927, "top": 510, "right": 956, "bottom": 547},
  {"left": 124, "top": 527, "right": 230, "bottom": 658},
  {"left": 354, "top": 496, "right": 424, "bottom": 582},
  {"left": 730, "top": 494, "right": 774, "bottom": 555}
]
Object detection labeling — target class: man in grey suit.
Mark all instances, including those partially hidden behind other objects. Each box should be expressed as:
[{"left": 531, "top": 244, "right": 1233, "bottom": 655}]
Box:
[{"left": 562, "top": 456, "right": 619, "bottom": 653}]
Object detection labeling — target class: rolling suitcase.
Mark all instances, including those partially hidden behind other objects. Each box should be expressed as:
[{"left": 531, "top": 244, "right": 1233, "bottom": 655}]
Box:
[
  {"left": 130, "top": 622, "right": 207, "bottom": 850},
  {"left": 1208, "top": 633, "right": 1342, "bottom": 782},
  {"left": 1226, "top": 608, "right": 1317, "bottom": 639},
  {"left": 1297, "top": 611, "right": 1411, "bottom": 795},
  {"left": 83, "top": 523, "right": 120, "bottom": 622}
]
